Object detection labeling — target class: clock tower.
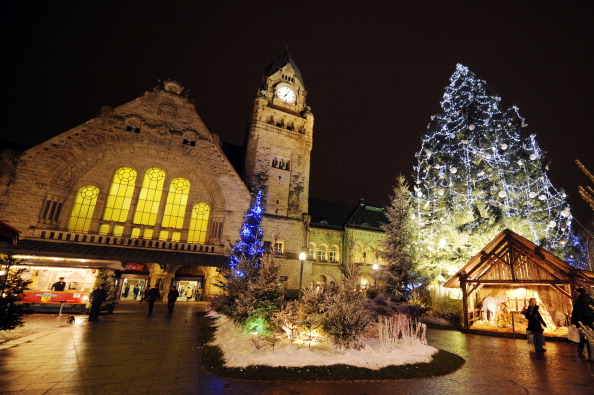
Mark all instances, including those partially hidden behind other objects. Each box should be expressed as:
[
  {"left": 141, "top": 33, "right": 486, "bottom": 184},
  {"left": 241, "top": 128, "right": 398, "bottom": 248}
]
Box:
[{"left": 244, "top": 50, "right": 314, "bottom": 219}]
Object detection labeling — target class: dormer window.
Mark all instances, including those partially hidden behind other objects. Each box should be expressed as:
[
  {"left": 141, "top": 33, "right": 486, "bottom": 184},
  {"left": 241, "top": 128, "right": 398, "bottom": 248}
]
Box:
[
  {"left": 182, "top": 131, "right": 196, "bottom": 147},
  {"left": 125, "top": 119, "right": 141, "bottom": 133}
]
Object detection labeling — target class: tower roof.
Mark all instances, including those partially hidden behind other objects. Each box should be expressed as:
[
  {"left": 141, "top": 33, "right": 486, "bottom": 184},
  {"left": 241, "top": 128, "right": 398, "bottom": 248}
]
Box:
[{"left": 264, "top": 49, "right": 304, "bottom": 87}]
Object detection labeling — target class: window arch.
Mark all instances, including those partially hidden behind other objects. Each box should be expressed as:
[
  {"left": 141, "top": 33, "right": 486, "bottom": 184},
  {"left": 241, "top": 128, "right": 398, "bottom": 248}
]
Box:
[
  {"left": 133, "top": 167, "right": 165, "bottom": 226},
  {"left": 162, "top": 177, "right": 190, "bottom": 229},
  {"left": 67, "top": 186, "right": 100, "bottom": 233},
  {"left": 102, "top": 167, "right": 137, "bottom": 222},
  {"left": 187, "top": 202, "right": 210, "bottom": 244}
]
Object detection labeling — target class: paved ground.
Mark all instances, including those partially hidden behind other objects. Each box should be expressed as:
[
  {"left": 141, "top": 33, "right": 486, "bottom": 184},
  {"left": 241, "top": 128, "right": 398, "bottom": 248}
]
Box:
[{"left": 0, "top": 301, "right": 592, "bottom": 394}]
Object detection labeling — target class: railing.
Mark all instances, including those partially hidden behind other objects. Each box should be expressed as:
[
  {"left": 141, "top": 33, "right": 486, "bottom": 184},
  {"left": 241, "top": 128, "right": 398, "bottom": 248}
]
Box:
[{"left": 28, "top": 228, "right": 224, "bottom": 254}]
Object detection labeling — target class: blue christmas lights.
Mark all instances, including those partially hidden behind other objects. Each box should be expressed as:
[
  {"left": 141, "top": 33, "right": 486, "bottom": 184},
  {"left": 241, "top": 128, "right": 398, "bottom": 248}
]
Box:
[{"left": 229, "top": 190, "right": 266, "bottom": 277}]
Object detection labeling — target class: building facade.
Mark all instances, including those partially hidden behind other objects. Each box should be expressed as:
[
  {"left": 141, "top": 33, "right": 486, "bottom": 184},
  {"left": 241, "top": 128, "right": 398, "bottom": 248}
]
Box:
[{"left": 0, "top": 50, "right": 386, "bottom": 301}]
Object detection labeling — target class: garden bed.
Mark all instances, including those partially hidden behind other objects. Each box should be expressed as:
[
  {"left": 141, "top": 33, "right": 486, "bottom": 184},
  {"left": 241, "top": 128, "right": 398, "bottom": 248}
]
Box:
[{"left": 197, "top": 313, "right": 465, "bottom": 380}]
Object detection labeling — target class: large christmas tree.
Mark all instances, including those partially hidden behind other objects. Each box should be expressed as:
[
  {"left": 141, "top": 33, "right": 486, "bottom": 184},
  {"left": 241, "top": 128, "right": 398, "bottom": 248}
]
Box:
[{"left": 412, "top": 64, "right": 581, "bottom": 282}]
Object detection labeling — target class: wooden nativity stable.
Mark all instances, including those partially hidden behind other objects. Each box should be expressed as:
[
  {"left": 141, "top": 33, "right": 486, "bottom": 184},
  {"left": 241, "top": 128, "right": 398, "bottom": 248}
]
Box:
[{"left": 444, "top": 229, "right": 594, "bottom": 337}]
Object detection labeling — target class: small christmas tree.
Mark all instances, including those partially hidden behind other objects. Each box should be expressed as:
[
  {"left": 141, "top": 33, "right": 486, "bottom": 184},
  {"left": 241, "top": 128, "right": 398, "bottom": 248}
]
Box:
[
  {"left": 212, "top": 190, "right": 284, "bottom": 329},
  {"left": 413, "top": 64, "right": 582, "bottom": 282}
]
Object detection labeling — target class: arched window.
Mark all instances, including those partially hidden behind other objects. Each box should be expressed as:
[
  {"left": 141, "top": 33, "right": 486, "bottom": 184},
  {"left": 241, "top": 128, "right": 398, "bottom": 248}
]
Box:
[
  {"left": 102, "top": 167, "right": 137, "bottom": 222},
  {"left": 187, "top": 203, "right": 210, "bottom": 244},
  {"left": 67, "top": 186, "right": 99, "bottom": 233},
  {"left": 162, "top": 177, "right": 190, "bottom": 229},
  {"left": 133, "top": 167, "right": 165, "bottom": 226}
]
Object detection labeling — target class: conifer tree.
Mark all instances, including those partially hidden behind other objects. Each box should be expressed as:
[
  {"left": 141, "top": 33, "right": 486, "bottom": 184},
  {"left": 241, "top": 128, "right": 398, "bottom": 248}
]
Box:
[
  {"left": 212, "top": 190, "right": 284, "bottom": 328},
  {"left": 413, "top": 64, "right": 581, "bottom": 282},
  {"left": 378, "top": 174, "right": 417, "bottom": 297}
]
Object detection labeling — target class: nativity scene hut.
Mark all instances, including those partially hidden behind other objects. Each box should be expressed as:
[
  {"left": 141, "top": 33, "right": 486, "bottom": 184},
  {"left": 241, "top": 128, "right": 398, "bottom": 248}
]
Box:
[{"left": 445, "top": 229, "right": 594, "bottom": 337}]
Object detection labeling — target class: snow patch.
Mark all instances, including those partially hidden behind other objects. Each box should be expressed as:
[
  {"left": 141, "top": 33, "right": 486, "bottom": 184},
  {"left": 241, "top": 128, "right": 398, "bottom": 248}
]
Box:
[{"left": 209, "top": 313, "right": 438, "bottom": 369}]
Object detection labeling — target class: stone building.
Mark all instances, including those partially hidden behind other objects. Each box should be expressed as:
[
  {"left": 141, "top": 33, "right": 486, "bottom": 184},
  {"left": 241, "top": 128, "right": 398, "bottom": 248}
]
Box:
[{"left": 0, "top": 50, "right": 387, "bottom": 300}]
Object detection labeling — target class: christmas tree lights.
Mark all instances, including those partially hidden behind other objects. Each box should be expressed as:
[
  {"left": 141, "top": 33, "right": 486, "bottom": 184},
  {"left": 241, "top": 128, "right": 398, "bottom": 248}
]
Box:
[
  {"left": 229, "top": 189, "right": 266, "bottom": 276},
  {"left": 413, "top": 64, "right": 583, "bottom": 282}
]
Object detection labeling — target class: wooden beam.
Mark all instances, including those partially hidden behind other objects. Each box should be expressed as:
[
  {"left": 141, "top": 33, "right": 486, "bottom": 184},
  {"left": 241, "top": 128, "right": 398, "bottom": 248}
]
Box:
[
  {"left": 465, "top": 279, "right": 571, "bottom": 285},
  {"left": 550, "top": 283, "right": 572, "bottom": 299},
  {"left": 461, "top": 277, "right": 469, "bottom": 329}
]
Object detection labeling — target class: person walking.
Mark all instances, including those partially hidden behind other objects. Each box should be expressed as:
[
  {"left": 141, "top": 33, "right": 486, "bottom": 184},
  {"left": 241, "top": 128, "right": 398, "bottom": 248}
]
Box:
[
  {"left": 522, "top": 298, "right": 547, "bottom": 352},
  {"left": 123, "top": 285, "right": 130, "bottom": 298},
  {"left": 571, "top": 288, "right": 594, "bottom": 360},
  {"left": 196, "top": 286, "right": 203, "bottom": 302},
  {"left": 186, "top": 287, "right": 193, "bottom": 301},
  {"left": 133, "top": 285, "right": 140, "bottom": 300},
  {"left": 167, "top": 286, "right": 180, "bottom": 313},
  {"left": 88, "top": 284, "right": 107, "bottom": 321},
  {"left": 146, "top": 286, "right": 160, "bottom": 314}
]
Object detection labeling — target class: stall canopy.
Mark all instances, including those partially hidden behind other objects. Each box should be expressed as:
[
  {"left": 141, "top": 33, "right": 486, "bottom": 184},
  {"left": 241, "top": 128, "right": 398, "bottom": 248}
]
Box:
[
  {"left": 445, "top": 229, "right": 594, "bottom": 332},
  {"left": 0, "top": 220, "right": 20, "bottom": 246}
]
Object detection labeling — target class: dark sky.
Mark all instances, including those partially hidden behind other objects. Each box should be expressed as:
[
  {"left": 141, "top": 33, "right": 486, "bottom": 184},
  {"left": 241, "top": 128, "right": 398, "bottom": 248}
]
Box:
[{"left": 2, "top": 1, "right": 594, "bottom": 227}]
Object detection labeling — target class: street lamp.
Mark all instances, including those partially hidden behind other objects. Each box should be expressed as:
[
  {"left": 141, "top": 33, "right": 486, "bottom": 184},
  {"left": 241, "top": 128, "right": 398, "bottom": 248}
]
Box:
[
  {"left": 372, "top": 263, "right": 379, "bottom": 288},
  {"left": 298, "top": 252, "right": 307, "bottom": 300}
]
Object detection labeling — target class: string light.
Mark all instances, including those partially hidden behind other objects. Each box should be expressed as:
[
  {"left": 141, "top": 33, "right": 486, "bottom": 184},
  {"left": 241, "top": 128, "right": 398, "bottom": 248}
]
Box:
[
  {"left": 412, "top": 64, "right": 584, "bottom": 280},
  {"left": 229, "top": 189, "right": 266, "bottom": 276}
]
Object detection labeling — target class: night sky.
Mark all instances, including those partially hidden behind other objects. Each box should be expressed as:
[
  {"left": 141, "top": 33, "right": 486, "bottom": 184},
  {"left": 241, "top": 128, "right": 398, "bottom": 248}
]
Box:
[{"left": 2, "top": 1, "right": 593, "bottom": 227}]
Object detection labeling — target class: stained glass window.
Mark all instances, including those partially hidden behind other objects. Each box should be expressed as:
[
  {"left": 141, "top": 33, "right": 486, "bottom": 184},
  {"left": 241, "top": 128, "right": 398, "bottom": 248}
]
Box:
[
  {"left": 162, "top": 177, "right": 190, "bottom": 228},
  {"left": 102, "top": 167, "right": 137, "bottom": 222},
  {"left": 133, "top": 167, "right": 165, "bottom": 225},
  {"left": 67, "top": 186, "right": 99, "bottom": 233},
  {"left": 187, "top": 202, "right": 210, "bottom": 244}
]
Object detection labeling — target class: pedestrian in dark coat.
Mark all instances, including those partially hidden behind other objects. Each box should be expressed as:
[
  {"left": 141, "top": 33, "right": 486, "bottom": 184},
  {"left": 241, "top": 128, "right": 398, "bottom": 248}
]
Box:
[
  {"left": 167, "top": 286, "right": 180, "bottom": 313},
  {"left": 51, "top": 277, "right": 66, "bottom": 291},
  {"left": 146, "top": 286, "right": 160, "bottom": 314},
  {"left": 571, "top": 288, "right": 594, "bottom": 359},
  {"left": 522, "top": 297, "right": 547, "bottom": 352},
  {"left": 89, "top": 284, "right": 107, "bottom": 321},
  {"left": 133, "top": 285, "right": 140, "bottom": 300}
]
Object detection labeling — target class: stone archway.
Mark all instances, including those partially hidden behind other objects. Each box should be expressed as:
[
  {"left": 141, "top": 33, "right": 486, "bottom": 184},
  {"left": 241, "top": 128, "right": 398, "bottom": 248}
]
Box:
[{"left": 174, "top": 265, "right": 206, "bottom": 301}]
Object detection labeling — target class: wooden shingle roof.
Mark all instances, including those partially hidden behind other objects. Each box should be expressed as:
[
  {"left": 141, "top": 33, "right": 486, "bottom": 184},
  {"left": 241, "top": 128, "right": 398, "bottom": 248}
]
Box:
[{"left": 444, "top": 229, "right": 594, "bottom": 289}]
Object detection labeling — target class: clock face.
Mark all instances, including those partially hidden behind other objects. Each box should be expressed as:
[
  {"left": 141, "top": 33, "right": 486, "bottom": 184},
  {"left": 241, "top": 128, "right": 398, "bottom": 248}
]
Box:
[{"left": 276, "top": 85, "right": 296, "bottom": 103}]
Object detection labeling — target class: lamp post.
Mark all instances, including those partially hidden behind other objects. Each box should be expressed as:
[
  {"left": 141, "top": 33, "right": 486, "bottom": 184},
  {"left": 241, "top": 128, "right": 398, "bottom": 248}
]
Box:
[
  {"left": 298, "top": 252, "right": 307, "bottom": 300},
  {"left": 372, "top": 263, "right": 379, "bottom": 288}
]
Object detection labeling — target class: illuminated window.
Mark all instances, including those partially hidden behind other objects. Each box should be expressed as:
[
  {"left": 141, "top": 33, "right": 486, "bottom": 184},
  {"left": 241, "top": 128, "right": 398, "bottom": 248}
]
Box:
[
  {"left": 187, "top": 202, "right": 210, "bottom": 244},
  {"left": 143, "top": 229, "right": 153, "bottom": 239},
  {"left": 103, "top": 167, "right": 137, "bottom": 222},
  {"left": 131, "top": 227, "right": 141, "bottom": 238},
  {"left": 67, "top": 186, "right": 99, "bottom": 233},
  {"left": 328, "top": 250, "right": 337, "bottom": 262},
  {"left": 133, "top": 168, "right": 165, "bottom": 225},
  {"left": 159, "top": 230, "right": 169, "bottom": 241},
  {"left": 274, "top": 241, "right": 284, "bottom": 254},
  {"left": 162, "top": 177, "right": 190, "bottom": 228},
  {"left": 98, "top": 224, "right": 110, "bottom": 235},
  {"left": 171, "top": 231, "right": 181, "bottom": 242},
  {"left": 113, "top": 225, "right": 124, "bottom": 236},
  {"left": 315, "top": 249, "right": 326, "bottom": 261}
]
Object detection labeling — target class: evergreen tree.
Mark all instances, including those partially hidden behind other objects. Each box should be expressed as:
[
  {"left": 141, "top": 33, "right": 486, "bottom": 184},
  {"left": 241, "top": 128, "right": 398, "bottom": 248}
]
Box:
[
  {"left": 212, "top": 190, "right": 284, "bottom": 328},
  {"left": 378, "top": 174, "right": 417, "bottom": 297},
  {"left": 0, "top": 254, "right": 31, "bottom": 331},
  {"left": 413, "top": 64, "right": 581, "bottom": 282}
]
